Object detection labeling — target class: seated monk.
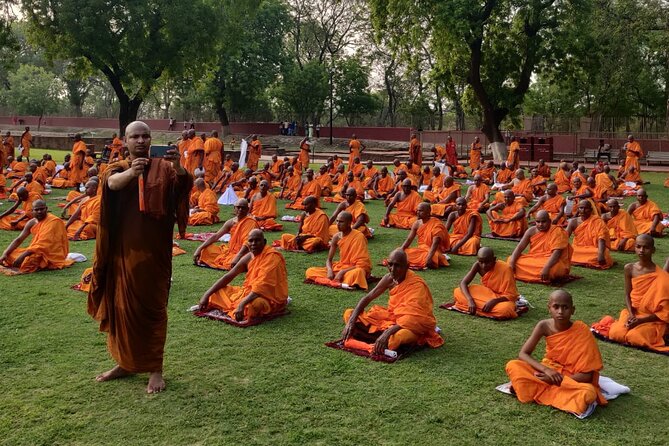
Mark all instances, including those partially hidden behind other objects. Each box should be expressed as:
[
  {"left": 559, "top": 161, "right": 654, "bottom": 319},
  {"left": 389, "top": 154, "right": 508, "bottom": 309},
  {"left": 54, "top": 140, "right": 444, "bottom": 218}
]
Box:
[
  {"left": 286, "top": 168, "right": 322, "bottom": 209},
  {"left": 188, "top": 170, "right": 207, "bottom": 207},
  {"left": 239, "top": 176, "right": 259, "bottom": 201},
  {"left": 554, "top": 162, "right": 571, "bottom": 194},
  {"left": 362, "top": 160, "right": 379, "bottom": 189},
  {"left": 536, "top": 159, "right": 551, "bottom": 178},
  {"left": 595, "top": 164, "right": 617, "bottom": 197},
  {"left": 527, "top": 183, "right": 565, "bottom": 226},
  {"left": 495, "top": 162, "right": 514, "bottom": 184},
  {"left": 8, "top": 172, "right": 44, "bottom": 200},
  {"left": 492, "top": 169, "right": 532, "bottom": 203},
  {"left": 329, "top": 164, "right": 347, "bottom": 196},
  {"left": 627, "top": 188, "right": 663, "bottom": 236},
  {"left": 274, "top": 196, "right": 330, "bottom": 252},
  {"left": 188, "top": 178, "right": 220, "bottom": 226},
  {"left": 250, "top": 180, "right": 283, "bottom": 231},
  {"left": 0, "top": 187, "right": 42, "bottom": 231},
  {"left": 617, "top": 165, "right": 642, "bottom": 195},
  {"left": 0, "top": 200, "right": 74, "bottom": 273},
  {"left": 380, "top": 179, "right": 422, "bottom": 229},
  {"left": 601, "top": 199, "right": 637, "bottom": 252},
  {"left": 328, "top": 187, "right": 371, "bottom": 238},
  {"left": 232, "top": 169, "right": 254, "bottom": 195},
  {"left": 399, "top": 203, "right": 450, "bottom": 269},
  {"left": 430, "top": 176, "right": 460, "bottom": 218},
  {"left": 446, "top": 197, "right": 482, "bottom": 255},
  {"left": 7, "top": 155, "right": 27, "bottom": 179},
  {"left": 508, "top": 210, "right": 572, "bottom": 283},
  {"left": 464, "top": 175, "right": 491, "bottom": 212},
  {"left": 278, "top": 166, "right": 301, "bottom": 200},
  {"left": 486, "top": 190, "right": 527, "bottom": 238},
  {"left": 452, "top": 247, "right": 520, "bottom": 319},
  {"left": 66, "top": 180, "right": 101, "bottom": 240},
  {"left": 0, "top": 170, "right": 6, "bottom": 199},
  {"left": 421, "top": 166, "right": 445, "bottom": 202},
  {"left": 50, "top": 162, "right": 75, "bottom": 188},
  {"left": 341, "top": 249, "right": 444, "bottom": 353},
  {"left": 193, "top": 199, "right": 259, "bottom": 270},
  {"left": 594, "top": 235, "right": 669, "bottom": 352},
  {"left": 196, "top": 230, "right": 289, "bottom": 322},
  {"left": 472, "top": 160, "right": 496, "bottom": 185},
  {"left": 305, "top": 211, "right": 372, "bottom": 290},
  {"left": 587, "top": 176, "right": 608, "bottom": 214},
  {"left": 529, "top": 168, "right": 547, "bottom": 197},
  {"left": 368, "top": 167, "right": 395, "bottom": 199},
  {"left": 566, "top": 200, "right": 613, "bottom": 269},
  {"left": 326, "top": 170, "right": 364, "bottom": 203},
  {"left": 505, "top": 290, "right": 607, "bottom": 417},
  {"left": 316, "top": 164, "right": 333, "bottom": 196},
  {"left": 349, "top": 157, "right": 364, "bottom": 178}
]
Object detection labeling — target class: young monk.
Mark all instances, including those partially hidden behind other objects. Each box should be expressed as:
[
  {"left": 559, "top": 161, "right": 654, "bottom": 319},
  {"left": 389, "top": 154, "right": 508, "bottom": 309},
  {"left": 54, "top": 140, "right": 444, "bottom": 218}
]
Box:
[
  {"left": 342, "top": 249, "right": 444, "bottom": 353},
  {"left": 566, "top": 200, "right": 613, "bottom": 269},
  {"left": 274, "top": 196, "right": 330, "bottom": 252},
  {"left": 486, "top": 190, "right": 527, "bottom": 238},
  {"left": 250, "top": 180, "right": 282, "bottom": 231},
  {"left": 505, "top": 290, "right": 607, "bottom": 417},
  {"left": 446, "top": 197, "right": 483, "bottom": 255},
  {"left": 452, "top": 247, "right": 519, "bottom": 319},
  {"left": 188, "top": 178, "right": 220, "bottom": 226},
  {"left": 400, "top": 203, "right": 450, "bottom": 269},
  {"left": 66, "top": 180, "right": 101, "bottom": 241},
  {"left": 380, "top": 178, "right": 422, "bottom": 229},
  {"left": 197, "top": 230, "right": 288, "bottom": 322},
  {"left": 627, "top": 189, "right": 663, "bottom": 236},
  {"left": 508, "top": 210, "right": 573, "bottom": 284},
  {"left": 601, "top": 199, "right": 637, "bottom": 252},
  {"left": 594, "top": 235, "right": 669, "bottom": 352},
  {"left": 193, "top": 198, "right": 259, "bottom": 270},
  {"left": 328, "top": 187, "right": 371, "bottom": 238},
  {"left": 0, "top": 200, "right": 74, "bottom": 273},
  {"left": 286, "top": 168, "right": 321, "bottom": 210},
  {"left": 305, "top": 211, "right": 371, "bottom": 289},
  {"left": 464, "top": 174, "right": 491, "bottom": 212},
  {"left": 527, "top": 183, "right": 565, "bottom": 225}
]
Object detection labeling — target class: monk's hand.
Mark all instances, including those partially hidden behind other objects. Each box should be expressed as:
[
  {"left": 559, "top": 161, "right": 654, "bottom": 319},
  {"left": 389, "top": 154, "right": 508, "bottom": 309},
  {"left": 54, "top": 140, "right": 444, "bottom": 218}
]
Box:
[
  {"left": 426, "top": 259, "right": 437, "bottom": 269},
  {"left": 197, "top": 293, "right": 210, "bottom": 310},
  {"left": 482, "top": 299, "right": 498, "bottom": 313},
  {"left": 342, "top": 321, "right": 354, "bottom": 341},
  {"left": 467, "top": 299, "right": 477, "bottom": 315},
  {"left": 597, "top": 254, "right": 606, "bottom": 266},
  {"left": 233, "top": 304, "right": 245, "bottom": 322},
  {"left": 616, "top": 240, "right": 626, "bottom": 251},
  {"left": 327, "top": 269, "right": 335, "bottom": 280},
  {"left": 625, "top": 315, "right": 639, "bottom": 329},
  {"left": 537, "top": 368, "right": 563, "bottom": 386},
  {"left": 373, "top": 331, "right": 391, "bottom": 356},
  {"left": 164, "top": 148, "right": 180, "bottom": 168},
  {"left": 334, "top": 270, "right": 346, "bottom": 282},
  {"left": 381, "top": 217, "right": 389, "bottom": 226},
  {"left": 130, "top": 157, "right": 149, "bottom": 177},
  {"left": 193, "top": 248, "right": 202, "bottom": 265}
]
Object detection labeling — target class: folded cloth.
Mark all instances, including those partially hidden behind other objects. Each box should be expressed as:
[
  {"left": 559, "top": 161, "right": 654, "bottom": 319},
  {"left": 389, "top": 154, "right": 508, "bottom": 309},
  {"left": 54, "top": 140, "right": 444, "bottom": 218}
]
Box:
[
  {"left": 325, "top": 338, "right": 422, "bottom": 363},
  {"left": 439, "top": 301, "right": 529, "bottom": 320},
  {"left": 66, "top": 252, "right": 87, "bottom": 263},
  {"left": 304, "top": 275, "right": 381, "bottom": 290},
  {"left": 590, "top": 325, "right": 669, "bottom": 356},
  {"left": 192, "top": 307, "right": 290, "bottom": 327},
  {"left": 481, "top": 233, "right": 522, "bottom": 242},
  {"left": 280, "top": 215, "right": 301, "bottom": 222}
]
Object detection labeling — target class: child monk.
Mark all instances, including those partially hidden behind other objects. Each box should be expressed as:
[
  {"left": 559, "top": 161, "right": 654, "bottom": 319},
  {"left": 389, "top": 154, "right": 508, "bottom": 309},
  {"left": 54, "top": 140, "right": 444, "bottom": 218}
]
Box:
[
  {"left": 593, "top": 234, "right": 669, "bottom": 352},
  {"left": 505, "top": 290, "right": 607, "bottom": 417},
  {"left": 399, "top": 203, "right": 450, "bottom": 269},
  {"left": 452, "top": 247, "right": 519, "bottom": 319}
]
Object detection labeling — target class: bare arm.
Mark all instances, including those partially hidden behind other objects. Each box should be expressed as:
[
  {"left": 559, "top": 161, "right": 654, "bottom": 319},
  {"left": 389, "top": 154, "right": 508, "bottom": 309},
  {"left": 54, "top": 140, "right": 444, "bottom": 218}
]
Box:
[
  {"left": 508, "top": 229, "right": 533, "bottom": 269},
  {"left": 400, "top": 222, "right": 419, "bottom": 250},
  {"left": 459, "top": 262, "right": 480, "bottom": 314},
  {"left": 0, "top": 219, "right": 36, "bottom": 265},
  {"left": 0, "top": 200, "right": 21, "bottom": 219},
  {"left": 198, "top": 253, "right": 251, "bottom": 308},
  {"left": 325, "top": 234, "right": 340, "bottom": 279},
  {"left": 193, "top": 219, "right": 234, "bottom": 262},
  {"left": 342, "top": 274, "right": 393, "bottom": 340},
  {"left": 518, "top": 320, "right": 563, "bottom": 386}
]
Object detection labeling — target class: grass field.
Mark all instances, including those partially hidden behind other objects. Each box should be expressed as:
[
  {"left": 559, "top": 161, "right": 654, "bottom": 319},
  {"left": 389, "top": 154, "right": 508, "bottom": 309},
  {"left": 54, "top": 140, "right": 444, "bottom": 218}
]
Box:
[{"left": 1, "top": 152, "right": 668, "bottom": 445}]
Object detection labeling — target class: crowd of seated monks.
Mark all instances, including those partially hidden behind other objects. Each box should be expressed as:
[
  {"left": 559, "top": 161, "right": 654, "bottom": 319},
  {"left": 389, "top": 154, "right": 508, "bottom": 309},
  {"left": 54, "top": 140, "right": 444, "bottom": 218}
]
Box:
[{"left": 2, "top": 137, "right": 669, "bottom": 419}]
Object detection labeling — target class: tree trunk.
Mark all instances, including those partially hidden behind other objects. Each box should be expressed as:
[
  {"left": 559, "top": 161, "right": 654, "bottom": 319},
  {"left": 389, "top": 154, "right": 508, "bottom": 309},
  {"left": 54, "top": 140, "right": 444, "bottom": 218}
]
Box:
[
  {"left": 37, "top": 113, "right": 43, "bottom": 131},
  {"left": 215, "top": 99, "right": 231, "bottom": 136},
  {"left": 118, "top": 96, "right": 142, "bottom": 136}
]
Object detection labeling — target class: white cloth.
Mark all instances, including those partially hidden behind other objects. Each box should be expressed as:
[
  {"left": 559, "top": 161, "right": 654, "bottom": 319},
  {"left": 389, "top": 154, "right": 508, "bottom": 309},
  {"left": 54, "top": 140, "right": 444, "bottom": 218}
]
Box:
[
  {"left": 67, "top": 253, "right": 87, "bottom": 263},
  {"left": 238, "top": 139, "right": 248, "bottom": 168},
  {"left": 217, "top": 186, "right": 238, "bottom": 205}
]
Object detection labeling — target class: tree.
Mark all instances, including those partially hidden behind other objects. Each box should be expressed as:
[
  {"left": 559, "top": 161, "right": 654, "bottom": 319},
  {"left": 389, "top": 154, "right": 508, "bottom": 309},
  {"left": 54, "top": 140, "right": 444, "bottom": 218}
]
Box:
[
  {"left": 23, "top": 0, "right": 214, "bottom": 134},
  {"left": 371, "top": 0, "right": 588, "bottom": 162},
  {"left": 276, "top": 59, "right": 329, "bottom": 124},
  {"left": 0, "top": 1, "right": 19, "bottom": 88},
  {"left": 3, "top": 64, "right": 62, "bottom": 128},
  {"left": 333, "top": 58, "right": 379, "bottom": 125}
]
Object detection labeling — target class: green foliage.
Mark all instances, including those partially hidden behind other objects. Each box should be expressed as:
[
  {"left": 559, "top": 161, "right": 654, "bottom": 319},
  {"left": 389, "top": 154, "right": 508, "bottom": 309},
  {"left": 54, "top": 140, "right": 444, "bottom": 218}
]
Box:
[
  {"left": 2, "top": 63, "right": 62, "bottom": 118},
  {"left": 276, "top": 59, "right": 329, "bottom": 123},
  {"left": 333, "top": 58, "right": 380, "bottom": 125}
]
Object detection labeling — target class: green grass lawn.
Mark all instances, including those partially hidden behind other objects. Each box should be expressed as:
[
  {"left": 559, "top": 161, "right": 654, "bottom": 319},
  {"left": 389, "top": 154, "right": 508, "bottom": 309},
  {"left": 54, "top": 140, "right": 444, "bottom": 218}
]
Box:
[{"left": 1, "top": 165, "right": 668, "bottom": 445}]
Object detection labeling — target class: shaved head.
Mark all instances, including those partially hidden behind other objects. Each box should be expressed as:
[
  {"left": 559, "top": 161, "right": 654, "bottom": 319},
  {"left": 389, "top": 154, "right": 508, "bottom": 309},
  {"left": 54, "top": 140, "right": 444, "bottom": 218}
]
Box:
[
  {"left": 549, "top": 289, "right": 573, "bottom": 306},
  {"left": 636, "top": 233, "right": 654, "bottom": 248}
]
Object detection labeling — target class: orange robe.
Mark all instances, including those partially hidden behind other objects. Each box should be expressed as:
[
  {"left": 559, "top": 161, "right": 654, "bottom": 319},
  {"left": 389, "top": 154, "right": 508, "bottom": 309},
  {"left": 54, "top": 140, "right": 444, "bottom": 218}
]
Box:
[
  {"left": 488, "top": 201, "right": 527, "bottom": 237},
  {"left": 207, "top": 246, "right": 289, "bottom": 320},
  {"left": 198, "top": 216, "right": 259, "bottom": 270},
  {"left": 554, "top": 170, "right": 571, "bottom": 194},
  {"left": 571, "top": 216, "right": 613, "bottom": 269},
  {"left": 469, "top": 142, "right": 482, "bottom": 170},
  {"left": 363, "top": 167, "right": 379, "bottom": 188},
  {"left": 109, "top": 137, "right": 123, "bottom": 160},
  {"left": 368, "top": 175, "right": 394, "bottom": 199},
  {"left": 348, "top": 139, "right": 362, "bottom": 170},
  {"left": 186, "top": 137, "right": 205, "bottom": 175},
  {"left": 343, "top": 271, "right": 444, "bottom": 350},
  {"left": 43, "top": 160, "right": 57, "bottom": 177},
  {"left": 70, "top": 141, "right": 88, "bottom": 185},
  {"left": 453, "top": 260, "right": 519, "bottom": 319},
  {"left": 405, "top": 218, "right": 450, "bottom": 269},
  {"left": 188, "top": 188, "right": 220, "bottom": 226},
  {"left": 430, "top": 184, "right": 461, "bottom": 217},
  {"left": 537, "top": 165, "right": 551, "bottom": 178},
  {"left": 595, "top": 172, "right": 615, "bottom": 196},
  {"left": 449, "top": 210, "right": 482, "bottom": 255},
  {"left": 7, "top": 161, "right": 27, "bottom": 179},
  {"left": 506, "top": 321, "right": 606, "bottom": 415},
  {"left": 286, "top": 180, "right": 322, "bottom": 210},
  {"left": 624, "top": 141, "right": 643, "bottom": 172},
  {"left": 409, "top": 137, "right": 422, "bottom": 165},
  {"left": 298, "top": 141, "right": 310, "bottom": 169},
  {"left": 510, "top": 226, "right": 572, "bottom": 283},
  {"left": 276, "top": 209, "right": 330, "bottom": 252},
  {"left": 178, "top": 139, "right": 189, "bottom": 168},
  {"left": 607, "top": 267, "right": 669, "bottom": 352},
  {"left": 382, "top": 191, "right": 422, "bottom": 229},
  {"left": 329, "top": 200, "right": 371, "bottom": 238},
  {"left": 251, "top": 193, "right": 283, "bottom": 231},
  {"left": 606, "top": 210, "right": 637, "bottom": 251},
  {"left": 0, "top": 192, "right": 42, "bottom": 230},
  {"left": 20, "top": 131, "right": 32, "bottom": 157},
  {"left": 474, "top": 166, "right": 495, "bottom": 184},
  {"left": 351, "top": 163, "right": 364, "bottom": 178},
  {"left": 0, "top": 173, "right": 6, "bottom": 199},
  {"left": 631, "top": 200, "right": 663, "bottom": 234},
  {"left": 305, "top": 229, "right": 372, "bottom": 289},
  {"left": 67, "top": 195, "right": 101, "bottom": 240},
  {"left": 534, "top": 194, "right": 565, "bottom": 225},
  {"left": 507, "top": 141, "right": 520, "bottom": 170},
  {"left": 467, "top": 184, "right": 490, "bottom": 210},
  {"left": 203, "top": 137, "right": 223, "bottom": 185},
  {"left": 496, "top": 169, "right": 514, "bottom": 184},
  {"left": 422, "top": 174, "right": 446, "bottom": 202},
  {"left": 50, "top": 169, "right": 75, "bottom": 188},
  {"left": 433, "top": 145, "right": 446, "bottom": 162},
  {"left": 280, "top": 174, "right": 301, "bottom": 200},
  {"left": 511, "top": 178, "right": 534, "bottom": 202},
  {"left": 247, "top": 140, "right": 262, "bottom": 171},
  {"left": 316, "top": 173, "right": 333, "bottom": 196},
  {"left": 2, "top": 213, "right": 74, "bottom": 273}
]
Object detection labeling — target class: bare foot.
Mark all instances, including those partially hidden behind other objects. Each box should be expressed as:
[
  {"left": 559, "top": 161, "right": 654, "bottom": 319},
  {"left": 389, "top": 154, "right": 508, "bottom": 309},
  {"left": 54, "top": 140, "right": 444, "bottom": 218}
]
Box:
[
  {"left": 146, "top": 372, "right": 165, "bottom": 394},
  {"left": 95, "top": 365, "right": 133, "bottom": 382}
]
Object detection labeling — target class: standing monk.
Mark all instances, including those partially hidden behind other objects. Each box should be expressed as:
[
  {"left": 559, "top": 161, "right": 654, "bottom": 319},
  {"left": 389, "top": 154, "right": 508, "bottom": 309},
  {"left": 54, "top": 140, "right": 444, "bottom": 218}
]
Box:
[
  {"left": 348, "top": 134, "right": 365, "bottom": 171},
  {"left": 70, "top": 134, "right": 88, "bottom": 190},
  {"left": 185, "top": 129, "right": 204, "bottom": 175},
  {"left": 247, "top": 135, "right": 262, "bottom": 171},
  {"left": 469, "top": 136, "right": 482, "bottom": 171},
  {"left": 108, "top": 133, "right": 124, "bottom": 160},
  {"left": 444, "top": 135, "right": 457, "bottom": 167},
  {"left": 2, "top": 131, "right": 14, "bottom": 160},
  {"left": 87, "top": 121, "right": 192, "bottom": 394},
  {"left": 507, "top": 136, "right": 520, "bottom": 170},
  {"left": 203, "top": 130, "right": 223, "bottom": 185},
  {"left": 408, "top": 133, "right": 422, "bottom": 166},
  {"left": 298, "top": 136, "right": 311, "bottom": 169},
  {"left": 20, "top": 127, "right": 32, "bottom": 158}
]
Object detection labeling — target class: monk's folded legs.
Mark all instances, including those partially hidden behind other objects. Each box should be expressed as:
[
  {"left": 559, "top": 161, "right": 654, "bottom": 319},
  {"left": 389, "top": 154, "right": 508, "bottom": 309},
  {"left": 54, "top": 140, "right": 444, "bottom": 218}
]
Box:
[
  {"left": 608, "top": 309, "right": 669, "bottom": 351},
  {"left": 342, "top": 309, "right": 419, "bottom": 350},
  {"left": 453, "top": 285, "right": 517, "bottom": 319}
]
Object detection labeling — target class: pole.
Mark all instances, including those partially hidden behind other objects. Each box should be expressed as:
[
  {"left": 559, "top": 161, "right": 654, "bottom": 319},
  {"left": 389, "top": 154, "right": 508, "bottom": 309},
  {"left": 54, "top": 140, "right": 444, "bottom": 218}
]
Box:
[{"left": 329, "top": 70, "right": 334, "bottom": 146}]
